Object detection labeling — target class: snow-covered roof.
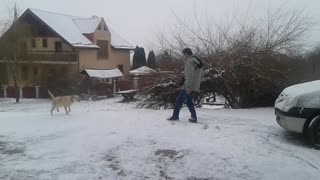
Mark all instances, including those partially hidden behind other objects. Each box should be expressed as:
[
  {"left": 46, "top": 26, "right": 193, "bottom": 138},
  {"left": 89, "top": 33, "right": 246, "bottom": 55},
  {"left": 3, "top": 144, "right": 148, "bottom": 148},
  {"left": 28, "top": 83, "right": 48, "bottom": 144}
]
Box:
[
  {"left": 109, "top": 29, "right": 134, "bottom": 49},
  {"left": 74, "top": 18, "right": 102, "bottom": 34},
  {"left": 26, "top": 9, "right": 133, "bottom": 49},
  {"left": 130, "top": 66, "right": 157, "bottom": 75},
  {"left": 81, "top": 68, "right": 124, "bottom": 79},
  {"left": 29, "top": 9, "right": 98, "bottom": 48}
]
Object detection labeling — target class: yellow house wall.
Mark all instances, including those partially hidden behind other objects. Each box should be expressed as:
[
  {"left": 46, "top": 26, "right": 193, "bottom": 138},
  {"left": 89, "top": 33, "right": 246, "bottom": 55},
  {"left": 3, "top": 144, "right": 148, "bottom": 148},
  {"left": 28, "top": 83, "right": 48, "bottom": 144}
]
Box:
[{"left": 78, "top": 20, "right": 131, "bottom": 76}]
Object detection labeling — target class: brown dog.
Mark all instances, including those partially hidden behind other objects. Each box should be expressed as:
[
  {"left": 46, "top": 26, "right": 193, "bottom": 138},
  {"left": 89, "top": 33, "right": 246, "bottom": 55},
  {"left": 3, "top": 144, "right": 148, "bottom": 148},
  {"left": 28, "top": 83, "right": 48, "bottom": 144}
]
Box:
[{"left": 48, "top": 90, "right": 80, "bottom": 115}]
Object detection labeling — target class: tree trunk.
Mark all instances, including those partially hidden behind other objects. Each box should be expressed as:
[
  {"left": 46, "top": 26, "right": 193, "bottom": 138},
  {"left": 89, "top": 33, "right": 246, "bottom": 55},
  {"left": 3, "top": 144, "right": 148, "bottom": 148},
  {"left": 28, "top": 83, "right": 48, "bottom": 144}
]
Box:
[{"left": 11, "top": 69, "right": 19, "bottom": 103}]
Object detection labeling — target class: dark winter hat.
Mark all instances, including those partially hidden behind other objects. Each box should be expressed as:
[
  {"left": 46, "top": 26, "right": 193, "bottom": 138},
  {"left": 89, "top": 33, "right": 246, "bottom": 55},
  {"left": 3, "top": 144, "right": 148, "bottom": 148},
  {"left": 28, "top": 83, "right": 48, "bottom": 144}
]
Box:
[{"left": 182, "top": 48, "right": 193, "bottom": 56}]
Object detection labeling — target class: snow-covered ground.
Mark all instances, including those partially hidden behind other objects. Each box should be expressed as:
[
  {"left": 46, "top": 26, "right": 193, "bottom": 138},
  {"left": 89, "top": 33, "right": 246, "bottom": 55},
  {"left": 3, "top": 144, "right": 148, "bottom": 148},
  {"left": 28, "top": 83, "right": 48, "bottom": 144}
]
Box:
[{"left": 0, "top": 97, "right": 319, "bottom": 180}]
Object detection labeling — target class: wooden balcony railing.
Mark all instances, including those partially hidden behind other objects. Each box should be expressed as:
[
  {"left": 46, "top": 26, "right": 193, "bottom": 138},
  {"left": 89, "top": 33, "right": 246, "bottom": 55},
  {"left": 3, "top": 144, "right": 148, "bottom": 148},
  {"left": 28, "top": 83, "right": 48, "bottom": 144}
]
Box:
[
  {"left": 0, "top": 51, "right": 77, "bottom": 62},
  {"left": 26, "top": 52, "right": 77, "bottom": 62}
]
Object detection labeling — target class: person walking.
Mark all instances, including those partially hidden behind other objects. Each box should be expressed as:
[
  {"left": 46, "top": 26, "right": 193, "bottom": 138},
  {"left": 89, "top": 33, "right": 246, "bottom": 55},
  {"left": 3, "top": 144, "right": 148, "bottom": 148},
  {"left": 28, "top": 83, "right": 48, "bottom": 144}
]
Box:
[{"left": 167, "top": 48, "right": 203, "bottom": 123}]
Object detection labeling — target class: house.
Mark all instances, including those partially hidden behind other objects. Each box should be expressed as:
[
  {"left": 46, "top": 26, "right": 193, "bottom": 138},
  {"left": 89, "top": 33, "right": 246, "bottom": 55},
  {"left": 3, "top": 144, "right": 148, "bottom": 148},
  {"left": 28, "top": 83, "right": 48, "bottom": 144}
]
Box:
[{"left": 0, "top": 8, "right": 134, "bottom": 97}]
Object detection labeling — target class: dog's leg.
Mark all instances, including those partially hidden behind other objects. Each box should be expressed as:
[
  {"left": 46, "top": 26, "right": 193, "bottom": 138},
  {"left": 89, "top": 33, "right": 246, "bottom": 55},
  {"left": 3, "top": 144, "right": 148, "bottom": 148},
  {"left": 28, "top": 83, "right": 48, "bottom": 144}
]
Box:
[
  {"left": 51, "top": 106, "right": 55, "bottom": 115},
  {"left": 64, "top": 106, "right": 69, "bottom": 115},
  {"left": 57, "top": 107, "right": 59, "bottom": 112},
  {"left": 68, "top": 106, "right": 71, "bottom": 113}
]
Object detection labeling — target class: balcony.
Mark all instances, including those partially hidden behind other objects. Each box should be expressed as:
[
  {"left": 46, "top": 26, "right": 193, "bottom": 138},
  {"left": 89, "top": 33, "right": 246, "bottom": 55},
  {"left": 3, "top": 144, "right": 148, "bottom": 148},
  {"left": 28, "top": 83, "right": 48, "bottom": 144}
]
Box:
[
  {"left": 0, "top": 51, "right": 77, "bottom": 63},
  {"left": 26, "top": 51, "right": 77, "bottom": 62}
]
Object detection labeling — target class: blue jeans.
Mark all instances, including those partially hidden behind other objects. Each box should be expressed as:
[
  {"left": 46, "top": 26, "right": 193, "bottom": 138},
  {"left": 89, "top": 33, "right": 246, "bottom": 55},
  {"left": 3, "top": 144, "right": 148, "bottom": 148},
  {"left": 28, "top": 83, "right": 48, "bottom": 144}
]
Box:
[{"left": 171, "top": 90, "right": 197, "bottom": 119}]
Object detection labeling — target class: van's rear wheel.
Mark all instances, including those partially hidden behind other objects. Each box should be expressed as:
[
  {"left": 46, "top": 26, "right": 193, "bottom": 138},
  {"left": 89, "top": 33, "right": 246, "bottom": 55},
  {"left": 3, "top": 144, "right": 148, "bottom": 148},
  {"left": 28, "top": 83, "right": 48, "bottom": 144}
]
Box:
[{"left": 308, "top": 115, "right": 320, "bottom": 149}]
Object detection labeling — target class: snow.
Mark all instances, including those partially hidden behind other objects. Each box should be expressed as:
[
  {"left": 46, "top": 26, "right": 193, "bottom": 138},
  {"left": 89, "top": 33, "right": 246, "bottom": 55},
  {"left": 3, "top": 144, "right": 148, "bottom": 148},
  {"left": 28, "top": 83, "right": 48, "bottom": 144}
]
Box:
[
  {"left": 116, "top": 89, "right": 138, "bottom": 94},
  {"left": 275, "top": 80, "right": 320, "bottom": 111},
  {"left": 82, "top": 68, "right": 124, "bottom": 79},
  {"left": 109, "top": 29, "right": 134, "bottom": 50},
  {"left": 29, "top": 9, "right": 98, "bottom": 49},
  {"left": 74, "top": 18, "right": 102, "bottom": 34},
  {"left": 283, "top": 80, "right": 320, "bottom": 96},
  {"left": 74, "top": 17, "right": 134, "bottom": 50},
  {"left": 129, "top": 66, "right": 157, "bottom": 75},
  {"left": 28, "top": 9, "right": 133, "bottom": 50},
  {"left": 202, "top": 105, "right": 225, "bottom": 109},
  {"left": 0, "top": 98, "right": 320, "bottom": 179},
  {"left": 155, "top": 82, "right": 176, "bottom": 87}
]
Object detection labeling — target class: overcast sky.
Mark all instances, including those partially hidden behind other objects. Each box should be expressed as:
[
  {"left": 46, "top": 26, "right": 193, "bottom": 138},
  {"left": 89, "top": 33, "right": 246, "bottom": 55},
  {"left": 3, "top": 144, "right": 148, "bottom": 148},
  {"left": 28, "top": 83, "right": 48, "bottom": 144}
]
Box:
[{"left": 1, "top": 0, "right": 320, "bottom": 52}]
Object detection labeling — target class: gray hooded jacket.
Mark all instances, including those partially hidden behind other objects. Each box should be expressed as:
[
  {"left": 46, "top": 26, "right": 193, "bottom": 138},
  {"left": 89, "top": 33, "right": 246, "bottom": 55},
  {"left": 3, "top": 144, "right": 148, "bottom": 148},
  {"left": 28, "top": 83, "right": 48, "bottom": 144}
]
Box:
[{"left": 182, "top": 56, "right": 203, "bottom": 92}]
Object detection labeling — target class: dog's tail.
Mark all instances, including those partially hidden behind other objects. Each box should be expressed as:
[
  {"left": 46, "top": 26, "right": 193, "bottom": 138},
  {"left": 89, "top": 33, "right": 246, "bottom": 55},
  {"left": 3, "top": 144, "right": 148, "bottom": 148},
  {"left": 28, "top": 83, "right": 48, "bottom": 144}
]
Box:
[{"left": 48, "top": 90, "right": 54, "bottom": 99}]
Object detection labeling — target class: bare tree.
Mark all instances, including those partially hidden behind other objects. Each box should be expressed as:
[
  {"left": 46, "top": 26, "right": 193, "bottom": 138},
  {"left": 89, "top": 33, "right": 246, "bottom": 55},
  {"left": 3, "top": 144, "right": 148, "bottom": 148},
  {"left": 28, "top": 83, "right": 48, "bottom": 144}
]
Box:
[
  {"left": 0, "top": 4, "right": 31, "bottom": 103},
  {"left": 140, "top": 6, "right": 312, "bottom": 109}
]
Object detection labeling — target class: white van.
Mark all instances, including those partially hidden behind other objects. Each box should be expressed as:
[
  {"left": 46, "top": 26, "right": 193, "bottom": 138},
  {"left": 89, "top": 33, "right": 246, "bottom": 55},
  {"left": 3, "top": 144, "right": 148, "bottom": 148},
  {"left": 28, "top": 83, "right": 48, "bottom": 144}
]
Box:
[{"left": 275, "top": 80, "right": 320, "bottom": 148}]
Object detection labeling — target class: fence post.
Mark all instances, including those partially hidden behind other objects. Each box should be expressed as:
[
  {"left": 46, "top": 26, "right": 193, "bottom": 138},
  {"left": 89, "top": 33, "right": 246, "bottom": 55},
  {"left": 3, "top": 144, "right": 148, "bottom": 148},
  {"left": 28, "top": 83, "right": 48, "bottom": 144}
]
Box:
[
  {"left": 113, "top": 78, "right": 116, "bottom": 97},
  {"left": 35, "top": 86, "right": 40, "bottom": 99},
  {"left": 19, "top": 86, "right": 24, "bottom": 99},
  {"left": 2, "top": 85, "right": 8, "bottom": 98},
  {"left": 133, "top": 76, "right": 139, "bottom": 90}
]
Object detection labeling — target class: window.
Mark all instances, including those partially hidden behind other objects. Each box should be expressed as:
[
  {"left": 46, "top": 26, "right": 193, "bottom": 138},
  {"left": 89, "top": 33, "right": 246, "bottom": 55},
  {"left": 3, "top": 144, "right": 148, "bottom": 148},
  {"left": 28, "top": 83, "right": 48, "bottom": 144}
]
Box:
[
  {"left": 55, "top": 41, "right": 62, "bottom": 52},
  {"left": 42, "top": 39, "right": 48, "bottom": 48},
  {"left": 31, "top": 39, "right": 36, "bottom": 48},
  {"left": 118, "top": 65, "right": 124, "bottom": 73},
  {"left": 98, "top": 24, "right": 102, "bottom": 30},
  {"left": 21, "top": 66, "right": 28, "bottom": 81},
  {"left": 104, "top": 26, "right": 107, "bottom": 31},
  {"left": 97, "top": 40, "right": 109, "bottom": 59}
]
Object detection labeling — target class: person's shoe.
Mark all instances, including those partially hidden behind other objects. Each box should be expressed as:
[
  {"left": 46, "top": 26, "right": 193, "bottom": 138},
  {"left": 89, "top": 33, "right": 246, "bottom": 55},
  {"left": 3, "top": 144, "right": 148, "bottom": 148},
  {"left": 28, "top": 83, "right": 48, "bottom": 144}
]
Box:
[
  {"left": 167, "top": 117, "right": 179, "bottom": 121},
  {"left": 189, "top": 117, "right": 197, "bottom": 123}
]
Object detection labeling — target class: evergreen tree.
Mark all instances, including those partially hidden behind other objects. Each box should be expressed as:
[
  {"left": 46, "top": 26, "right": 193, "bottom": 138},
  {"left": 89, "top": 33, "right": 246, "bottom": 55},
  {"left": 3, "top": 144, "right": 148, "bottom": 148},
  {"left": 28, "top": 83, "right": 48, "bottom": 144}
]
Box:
[
  {"left": 140, "top": 47, "right": 147, "bottom": 66},
  {"left": 132, "top": 46, "right": 146, "bottom": 70},
  {"left": 132, "top": 46, "right": 140, "bottom": 70},
  {"left": 146, "top": 50, "right": 157, "bottom": 69}
]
